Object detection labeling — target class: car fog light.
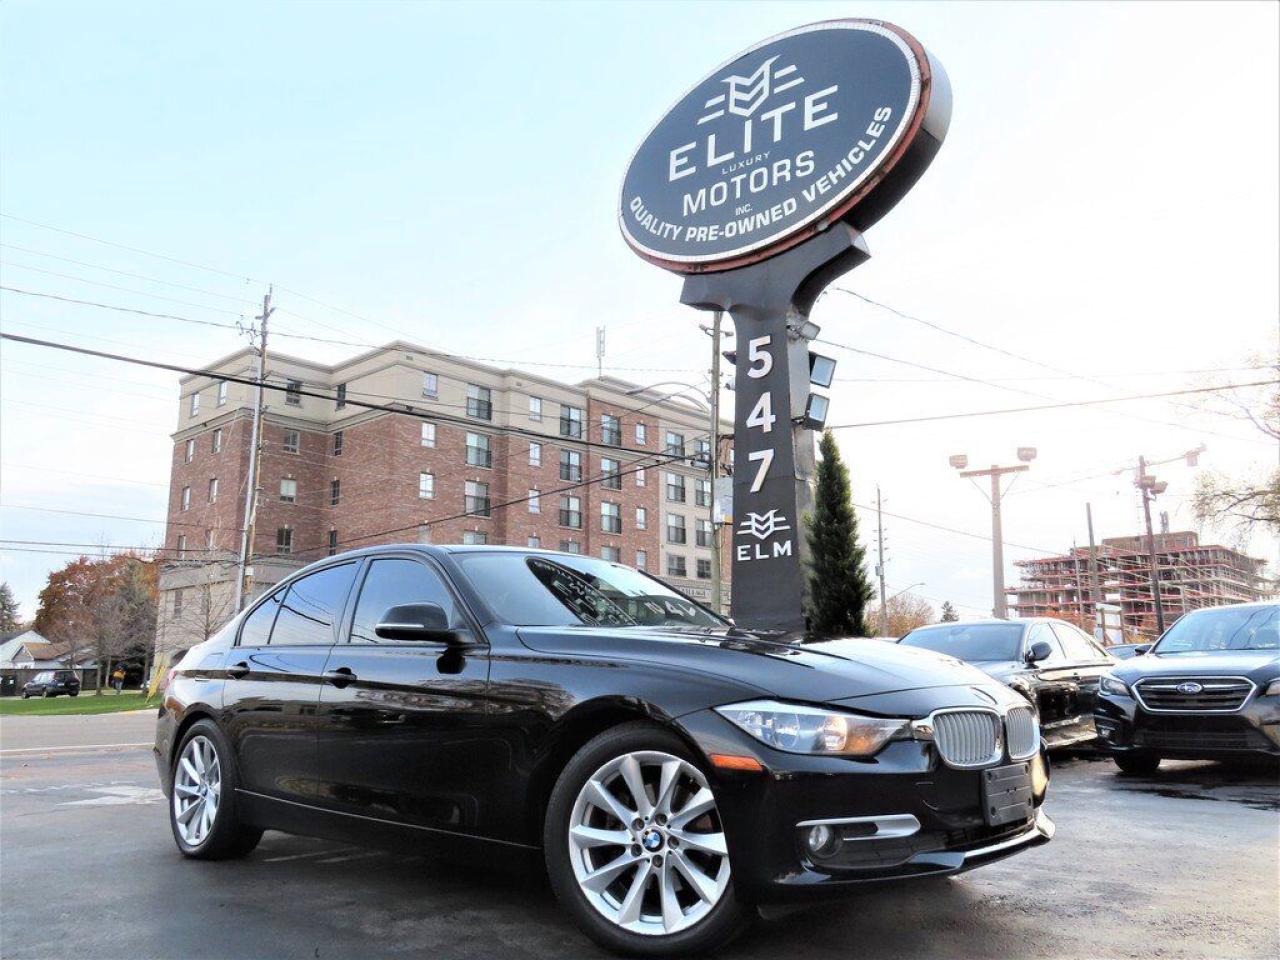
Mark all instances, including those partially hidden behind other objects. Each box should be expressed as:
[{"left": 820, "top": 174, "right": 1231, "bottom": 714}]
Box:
[
  {"left": 1030, "top": 752, "right": 1049, "bottom": 803},
  {"left": 804, "top": 824, "right": 841, "bottom": 858}
]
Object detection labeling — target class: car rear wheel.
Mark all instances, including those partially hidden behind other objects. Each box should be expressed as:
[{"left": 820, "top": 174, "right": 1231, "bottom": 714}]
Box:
[
  {"left": 1114, "top": 751, "right": 1161, "bottom": 775},
  {"left": 544, "top": 722, "right": 749, "bottom": 957},
  {"left": 170, "top": 720, "right": 263, "bottom": 860}
]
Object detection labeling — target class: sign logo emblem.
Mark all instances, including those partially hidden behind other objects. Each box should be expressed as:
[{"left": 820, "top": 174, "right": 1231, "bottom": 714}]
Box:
[
  {"left": 1175, "top": 681, "right": 1204, "bottom": 695},
  {"left": 701, "top": 56, "right": 804, "bottom": 121},
  {"left": 737, "top": 510, "right": 792, "bottom": 541}
]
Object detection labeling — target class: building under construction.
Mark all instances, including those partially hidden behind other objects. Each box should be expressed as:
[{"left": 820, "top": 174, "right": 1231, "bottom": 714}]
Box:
[{"left": 1008, "top": 531, "right": 1273, "bottom": 639}]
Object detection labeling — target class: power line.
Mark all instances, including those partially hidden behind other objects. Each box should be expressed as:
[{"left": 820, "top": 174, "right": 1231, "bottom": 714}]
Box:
[{"left": 0, "top": 503, "right": 197, "bottom": 527}]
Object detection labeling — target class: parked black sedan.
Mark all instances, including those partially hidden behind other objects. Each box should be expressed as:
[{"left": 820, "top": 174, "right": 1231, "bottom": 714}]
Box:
[
  {"left": 1095, "top": 602, "right": 1280, "bottom": 773},
  {"left": 22, "top": 669, "right": 80, "bottom": 698},
  {"left": 899, "top": 618, "right": 1117, "bottom": 749},
  {"left": 155, "top": 546, "right": 1052, "bottom": 956}
]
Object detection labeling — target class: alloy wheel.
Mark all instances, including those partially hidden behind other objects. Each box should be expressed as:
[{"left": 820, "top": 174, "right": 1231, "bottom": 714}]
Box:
[
  {"left": 567, "top": 750, "right": 730, "bottom": 936},
  {"left": 173, "top": 735, "right": 222, "bottom": 846}
]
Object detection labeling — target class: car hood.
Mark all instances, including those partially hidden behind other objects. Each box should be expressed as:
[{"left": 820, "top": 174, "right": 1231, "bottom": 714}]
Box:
[
  {"left": 1114, "top": 649, "right": 1280, "bottom": 684},
  {"left": 516, "top": 626, "right": 1008, "bottom": 705}
]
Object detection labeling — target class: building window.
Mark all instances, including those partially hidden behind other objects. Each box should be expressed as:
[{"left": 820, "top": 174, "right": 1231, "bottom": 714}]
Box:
[
  {"left": 462, "top": 531, "right": 488, "bottom": 545},
  {"left": 667, "top": 555, "right": 687, "bottom": 578},
  {"left": 419, "top": 472, "right": 435, "bottom": 499},
  {"left": 335, "top": 383, "right": 346, "bottom": 409},
  {"left": 283, "top": 429, "right": 300, "bottom": 454},
  {"left": 666, "top": 472, "right": 686, "bottom": 503},
  {"left": 665, "top": 431, "right": 685, "bottom": 456},
  {"left": 636, "top": 468, "right": 646, "bottom": 487},
  {"left": 529, "top": 396, "right": 543, "bottom": 422},
  {"left": 696, "top": 518, "right": 713, "bottom": 548},
  {"left": 559, "top": 539, "right": 581, "bottom": 554},
  {"left": 285, "top": 379, "right": 302, "bottom": 406},
  {"left": 560, "top": 495, "right": 582, "bottom": 529},
  {"left": 184, "top": 438, "right": 195, "bottom": 463},
  {"left": 560, "top": 449, "right": 582, "bottom": 481},
  {"left": 465, "top": 480, "right": 491, "bottom": 517},
  {"left": 695, "top": 438, "right": 712, "bottom": 466},
  {"left": 560, "top": 404, "right": 584, "bottom": 438},
  {"left": 212, "top": 429, "right": 223, "bottom": 453},
  {"left": 529, "top": 489, "right": 541, "bottom": 513},
  {"left": 276, "top": 527, "right": 293, "bottom": 555},
  {"left": 601, "top": 414, "right": 621, "bottom": 446},
  {"left": 697, "top": 558, "right": 712, "bottom": 579},
  {"left": 528, "top": 534, "right": 541, "bottom": 548},
  {"left": 601, "top": 501, "right": 622, "bottom": 534},
  {"left": 333, "top": 431, "right": 344, "bottom": 456},
  {"left": 466, "top": 432, "right": 492, "bottom": 468},
  {"left": 601, "top": 457, "right": 621, "bottom": 489},
  {"left": 667, "top": 513, "right": 687, "bottom": 544},
  {"left": 421, "top": 422, "right": 436, "bottom": 447},
  {"left": 466, "top": 384, "right": 493, "bottom": 420},
  {"left": 529, "top": 441, "right": 542, "bottom": 467},
  {"left": 422, "top": 372, "right": 439, "bottom": 398},
  {"left": 280, "top": 478, "right": 297, "bottom": 503},
  {"left": 208, "top": 478, "right": 219, "bottom": 503},
  {"left": 330, "top": 478, "right": 341, "bottom": 506},
  {"left": 328, "top": 529, "right": 338, "bottom": 556},
  {"left": 216, "top": 381, "right": 228, "bottom": 406},
  {"left": 636, "top": 422, "right": 647, "bottom": 444},
  {"left": 180, "top": 486, "right": 191, "bottom": 511},
  {"left": 696, "top": 478, "right": 712, "bottom": 508},
  {"left": 188, "top": 392, "right": 200, "bottom": 418},
  {"left": 635, "top": 507, "right": 647, "bottom": 531},
  {"left": 636, "top": 549, "right": 647, "bottom": 570},
  {"left": 601, "top": 546, "right": 621, "bottom": 563},
  {"left": 176, "top": 535, "right": 187, "bottom": 558}
]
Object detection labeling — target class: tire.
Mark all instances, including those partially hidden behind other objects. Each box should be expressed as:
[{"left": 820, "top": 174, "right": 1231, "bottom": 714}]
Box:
[
  {"left": 69, "top": 691, "right": 79, "bottom": 697},
  {"left": 21, "top": 691, "right": 29, "bottom": 700},
  {"left": 544, "top": 722, "right": 750, "bottom": 957},
  {"left": 42, "top": 689, "right": 51, "bottom": 698},
  {"left": 169, "top": 719, "right": 263, "bottom": 860},
  {"left": 1114, "top": 751, "right": 1161, "bottom": 775}
]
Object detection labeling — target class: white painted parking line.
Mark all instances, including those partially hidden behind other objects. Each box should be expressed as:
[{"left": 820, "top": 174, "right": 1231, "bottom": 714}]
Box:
[
  {"left": 262, "top": 848, "right": 353, "bottom": 863},
  {"left": 57, "top": 785, "right": 164, "bottom": 806},
  {"left": 0, "top": 742, "right": 151, "bottom": 756}
]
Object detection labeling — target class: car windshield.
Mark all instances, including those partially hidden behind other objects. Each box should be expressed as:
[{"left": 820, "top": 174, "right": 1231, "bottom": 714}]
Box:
[
  {"left": 455, "top": 553, "right": 725, "bottom": 628},
  {"left": 1152, "top": 605, "right": 1279, "bottom": 654},
  {"left": 900, "top": 623, "right": 1025, "bottom": 661}
]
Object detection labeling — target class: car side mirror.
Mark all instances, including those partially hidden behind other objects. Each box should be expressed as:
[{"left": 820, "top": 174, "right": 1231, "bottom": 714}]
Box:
[
  {"left": 1026, "top": 640, "right": 1053, "bottom": 664},
  {"left": 1134, "top": 643, "right": 1151, "bottom": 656},
  {"left": 374, "top": 603, "right": 460, "bottom": 643}
]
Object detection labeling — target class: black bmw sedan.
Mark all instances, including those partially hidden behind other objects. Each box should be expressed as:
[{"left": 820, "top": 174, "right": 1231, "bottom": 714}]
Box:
[
  {"left": 1095, "top": 601, "right": 1280, "bottom": 773},
  {"left": 155, "top": 546, "right": 1053, "bottom": 955}
]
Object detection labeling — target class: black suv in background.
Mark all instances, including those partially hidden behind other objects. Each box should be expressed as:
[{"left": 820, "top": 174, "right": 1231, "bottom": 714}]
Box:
[
  {"left": 899, "top": 619, "right": 1117, "bottom": 749},
  {"left": 22, "top": 669, "right": 81, "bottom": 698},
  {"left": 1096, "top": 602, "right": 1280, "bottom": 773}
]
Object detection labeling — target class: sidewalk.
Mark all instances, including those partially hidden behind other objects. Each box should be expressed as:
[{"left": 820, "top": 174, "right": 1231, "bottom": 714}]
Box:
[{"left": 0, "top": 711, "right": 157, "bottom": 752}]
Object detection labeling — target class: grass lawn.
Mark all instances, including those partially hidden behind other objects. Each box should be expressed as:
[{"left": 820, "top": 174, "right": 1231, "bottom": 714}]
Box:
[{"left": 0, "top": 691, "right": 159, "bottom": 716}]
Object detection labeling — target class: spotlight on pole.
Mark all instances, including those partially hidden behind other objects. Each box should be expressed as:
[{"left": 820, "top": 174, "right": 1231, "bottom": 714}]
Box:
[
  {"left": 808, "top": 352, "right": 837, "bottom": 389},
  {"left": 1017, "top": 447, "right": 1038, "bottom": 463},
  {"left": 803, "top": 393, "right": 830, "bottom": 431},
  {"left": 949, "top": 454, "right": 969, "bottom": 470}
]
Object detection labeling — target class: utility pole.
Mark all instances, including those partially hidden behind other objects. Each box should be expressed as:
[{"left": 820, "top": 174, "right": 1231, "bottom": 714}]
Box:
[
  {"left": 1136, "top": 455, "right": 1168, "bottom": 635},
  {"left": 234, "top": 286, "right": 272, "bottom": 612},
  {"left": 952, "top": 449, "right": 1036, "bottom": 619},
  {"left": 876, "top": 487, "right": 889, "bottom": 637},
  {"left": 595, "top": 326, "right": 606, "bottom": 379},
  {"left": 1085, "top": 501, "right": 1102, "bottom": 609},
  {"left": 708, "top": 310, "right": 724, "bottom": 615}
]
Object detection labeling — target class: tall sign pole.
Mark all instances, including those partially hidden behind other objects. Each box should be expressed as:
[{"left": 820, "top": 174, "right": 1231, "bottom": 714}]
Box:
[
  {"left": 234, "top": 286, "right": 272, "bottom": 613},
  {"left": 708, "top": 309, "right": 724, "bottom": 615},
  {"left": 620, "top": 20, "right": 950, "bottom": 633}
]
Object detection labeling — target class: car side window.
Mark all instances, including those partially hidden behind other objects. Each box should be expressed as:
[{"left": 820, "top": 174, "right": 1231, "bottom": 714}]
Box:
[
  {"left": 270, "top": 563, "right": 358, "bottom": 646},
  {"left": 1051, "top": 623, "right": 1097, "bottom": 662},
  {"left": 348, "top": 558, "right": 464, "bottom": 644},
  {"left": 1028, "top": 624, "right": 1066, "bottom": 662},
  {"left": 238, "top": 586, "right": 285, "bottom": 647}
]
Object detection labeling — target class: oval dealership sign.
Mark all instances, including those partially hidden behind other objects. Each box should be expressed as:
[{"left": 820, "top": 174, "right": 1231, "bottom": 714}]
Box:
[{"left": 619, "top": 20, "right": 950, "bottom": 273}]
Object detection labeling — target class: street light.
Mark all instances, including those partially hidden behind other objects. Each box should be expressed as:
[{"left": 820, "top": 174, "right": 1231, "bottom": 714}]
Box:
[
  {"left": 951, "top": 449, "right": 1036, "bottom": 619},
  {"left": 888, "top": 582, "right": 925, "bottom": 603}
]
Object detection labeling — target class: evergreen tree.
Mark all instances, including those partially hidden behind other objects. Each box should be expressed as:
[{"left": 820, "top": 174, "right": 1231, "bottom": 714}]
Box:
[
  {"left": 0, "top": 582, "right": 19, "bottom": 633},
  {"left": 940, "top": 601, "right": 959, "bottom": 623},
  {"left": 805, "top": 431, "right": 875, "bottom": 635}
]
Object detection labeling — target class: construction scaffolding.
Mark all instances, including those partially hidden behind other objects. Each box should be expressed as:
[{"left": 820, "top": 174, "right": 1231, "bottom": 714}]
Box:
[{"left": 1008, "top": 531, "right": 1273, "bottom": 640}]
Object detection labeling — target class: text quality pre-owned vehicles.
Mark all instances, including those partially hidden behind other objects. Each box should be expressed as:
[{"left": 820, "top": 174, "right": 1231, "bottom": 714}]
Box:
[
  {"left": 1095, "top": 602, "right": 1280, "bottom": 773},
  {"left": 155, "top": 546, "right": 1053, "bottom": 956},
  {"left": 21, "top": 669, "right": 80, "bottom": 698},
  {"left": 899, "top": 619, "right": 1117, "bottom": 749}
]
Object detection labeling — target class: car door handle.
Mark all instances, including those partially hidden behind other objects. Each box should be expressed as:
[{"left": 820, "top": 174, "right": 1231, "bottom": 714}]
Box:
[
  {"left": 226, "top": 661, "right": 250, "bottom": 680},
  {"left": 324, "top": 667, "right": 357, "bottom": 688}
]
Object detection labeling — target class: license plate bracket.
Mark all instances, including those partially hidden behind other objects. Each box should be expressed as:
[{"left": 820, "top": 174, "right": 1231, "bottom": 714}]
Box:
[{"left": 982, "top": 761, "right": 1033, "bottom": 827}]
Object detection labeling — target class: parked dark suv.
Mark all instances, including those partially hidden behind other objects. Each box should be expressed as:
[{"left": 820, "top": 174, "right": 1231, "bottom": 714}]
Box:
[
  {"left": 23, "top": 669, "right": 81, "bottom": 698},
  {"left": 156, "top": 546, "right": 1053, "bottom": 956}
]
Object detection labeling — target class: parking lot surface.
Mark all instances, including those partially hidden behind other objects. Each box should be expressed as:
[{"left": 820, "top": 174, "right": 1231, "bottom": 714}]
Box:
[{"left": 2, "top": 713, "right": 1276, "bottom": 960}]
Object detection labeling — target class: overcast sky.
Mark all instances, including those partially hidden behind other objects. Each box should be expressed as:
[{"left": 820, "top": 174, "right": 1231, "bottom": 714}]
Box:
[{"left": 1, "top": 0, "right": 1277, "bottom": 621}]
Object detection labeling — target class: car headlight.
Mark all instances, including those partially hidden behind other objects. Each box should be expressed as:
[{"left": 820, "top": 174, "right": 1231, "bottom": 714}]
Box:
[
  {"left": 1264, "top": 679, "right": 1280, "bottom": 697},
  {"left": 1100, "top": 674, "right": 1131, "bottom": 698},
  {"left": 714, "top": 700, "right": 909, "bottom": 756}
]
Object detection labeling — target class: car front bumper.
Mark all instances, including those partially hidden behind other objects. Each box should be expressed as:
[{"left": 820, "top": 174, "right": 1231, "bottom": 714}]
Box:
[
  {"left": 1095, "top": 690, "right": 1280, "bottom": 759},
  {"left": 677, "top": 708, "right": 1054, "bottom": 904}
]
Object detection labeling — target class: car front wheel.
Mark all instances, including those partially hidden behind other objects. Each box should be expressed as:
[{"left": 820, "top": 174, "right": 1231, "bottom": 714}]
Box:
[
  {"left": 1114, "top": 751, "right": 1161, "bottom": 775},
  {"left": 544, "top": 722, "right": 749, "bottom": 957},
  {"left": 170, "top": 720, "right": 263, "bottom": 859}
]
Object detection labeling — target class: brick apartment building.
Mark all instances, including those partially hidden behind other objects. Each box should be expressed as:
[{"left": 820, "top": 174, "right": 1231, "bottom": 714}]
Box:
[
  {"left": 154, "top": 341, "right": 732, "bottom": 656},
  {"left": 1008, "top": 530, "right": 1272, "bottom": 639}
]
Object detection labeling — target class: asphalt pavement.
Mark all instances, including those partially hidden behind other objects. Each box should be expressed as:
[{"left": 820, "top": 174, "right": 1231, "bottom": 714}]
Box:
[{"left": 1, "top": 712, "right": 1276, "bottom": 960}]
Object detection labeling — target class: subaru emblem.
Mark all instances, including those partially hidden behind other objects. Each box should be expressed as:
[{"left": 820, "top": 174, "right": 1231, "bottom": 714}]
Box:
[{"left": 1175, "top": 681, "right": 1204, "bottom": 695}]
